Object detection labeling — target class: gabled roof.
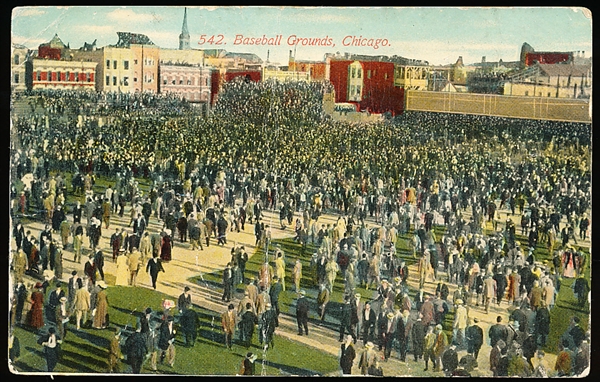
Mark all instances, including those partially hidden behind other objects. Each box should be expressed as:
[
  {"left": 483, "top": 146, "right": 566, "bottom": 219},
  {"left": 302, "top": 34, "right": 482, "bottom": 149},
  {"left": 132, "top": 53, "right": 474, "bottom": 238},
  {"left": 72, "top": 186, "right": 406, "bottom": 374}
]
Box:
[{"left": 40, "top": 33, "right": 66, "bottom": 49}]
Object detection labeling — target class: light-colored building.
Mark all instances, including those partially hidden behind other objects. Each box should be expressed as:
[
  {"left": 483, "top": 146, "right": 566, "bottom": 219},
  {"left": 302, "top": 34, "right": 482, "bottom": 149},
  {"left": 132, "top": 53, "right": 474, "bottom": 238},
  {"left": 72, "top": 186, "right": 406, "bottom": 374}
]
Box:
[
  {"left": 160, "top": 64, "right": 211, "bottom": 104},
  {"left": 11, "top": 44, "right": 30, "bottom": 92},
  {"left": 130, "top": 44, "right": 160, "bottom": 94},
  {"left": 503, "top": 63, "right": 591, "bottom": 99},
  {"left": 30, "top": 58, "right": 97, "bottom": 91},
  {"left": 99, "top": 46, "right": 135, "bottom": 93},
  {"left": 394, "top": 65, "right": 429, "bottom": 90},
  {"left": 160, "top": 48, "right": 204, "bottom": 67}
]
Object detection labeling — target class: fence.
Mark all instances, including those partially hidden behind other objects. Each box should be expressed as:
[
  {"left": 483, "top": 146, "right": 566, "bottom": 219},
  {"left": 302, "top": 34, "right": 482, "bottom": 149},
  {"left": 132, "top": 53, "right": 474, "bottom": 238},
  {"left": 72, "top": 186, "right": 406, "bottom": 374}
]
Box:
[{"left": 405, "top": 90, "right": 591, "bottom": 123}]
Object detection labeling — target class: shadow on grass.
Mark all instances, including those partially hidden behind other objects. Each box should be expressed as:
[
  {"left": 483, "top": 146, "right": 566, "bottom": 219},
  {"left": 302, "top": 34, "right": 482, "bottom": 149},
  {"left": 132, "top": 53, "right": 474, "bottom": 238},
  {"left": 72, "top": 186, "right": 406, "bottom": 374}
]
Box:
[{"left": 262, "top": 359, "right": 324, "bottom": 376}]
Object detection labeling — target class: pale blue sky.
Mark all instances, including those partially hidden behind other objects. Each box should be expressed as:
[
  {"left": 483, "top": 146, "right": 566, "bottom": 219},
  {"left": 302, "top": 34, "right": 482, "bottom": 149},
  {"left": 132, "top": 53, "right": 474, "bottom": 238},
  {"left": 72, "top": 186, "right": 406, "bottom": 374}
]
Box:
[{"left": 11, "top": 6, "right": 592, "bottom": 66}]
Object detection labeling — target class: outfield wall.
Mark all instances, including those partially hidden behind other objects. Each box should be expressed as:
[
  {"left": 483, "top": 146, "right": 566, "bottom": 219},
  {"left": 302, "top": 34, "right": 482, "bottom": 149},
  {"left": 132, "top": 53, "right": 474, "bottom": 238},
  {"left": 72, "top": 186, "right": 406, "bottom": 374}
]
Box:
[{"left": 405, "top": 90, "right": 591, "bottom": 123}]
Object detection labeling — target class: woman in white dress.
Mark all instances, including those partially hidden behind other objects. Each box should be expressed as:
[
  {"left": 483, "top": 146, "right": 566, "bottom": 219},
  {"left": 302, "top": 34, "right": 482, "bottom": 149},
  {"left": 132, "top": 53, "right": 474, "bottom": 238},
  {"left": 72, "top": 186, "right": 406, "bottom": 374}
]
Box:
[{"left": 114, "top": 250, "right": 129, "bottom": 286}]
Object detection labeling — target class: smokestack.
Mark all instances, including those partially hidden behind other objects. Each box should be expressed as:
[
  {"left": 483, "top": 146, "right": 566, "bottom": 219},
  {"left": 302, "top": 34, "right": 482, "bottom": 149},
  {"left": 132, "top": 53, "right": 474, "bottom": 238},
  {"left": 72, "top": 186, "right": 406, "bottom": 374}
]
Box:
[{"left": 482, "top": 56, "right": 486, "bottom": 63}]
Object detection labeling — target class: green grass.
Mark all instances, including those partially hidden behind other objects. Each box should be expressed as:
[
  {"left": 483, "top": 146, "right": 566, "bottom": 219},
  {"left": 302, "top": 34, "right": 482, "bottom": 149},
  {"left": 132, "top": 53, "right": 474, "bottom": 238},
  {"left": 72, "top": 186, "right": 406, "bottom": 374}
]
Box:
[{"left": 11, "top": 286, "right": 338, "bottom": 375}]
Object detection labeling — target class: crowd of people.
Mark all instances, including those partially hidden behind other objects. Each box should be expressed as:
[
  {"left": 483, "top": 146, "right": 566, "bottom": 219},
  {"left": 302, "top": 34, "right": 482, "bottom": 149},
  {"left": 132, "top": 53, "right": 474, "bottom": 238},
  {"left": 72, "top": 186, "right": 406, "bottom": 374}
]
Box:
[{"left": 9, "top": 78, "right": 591, "bottom": 376}]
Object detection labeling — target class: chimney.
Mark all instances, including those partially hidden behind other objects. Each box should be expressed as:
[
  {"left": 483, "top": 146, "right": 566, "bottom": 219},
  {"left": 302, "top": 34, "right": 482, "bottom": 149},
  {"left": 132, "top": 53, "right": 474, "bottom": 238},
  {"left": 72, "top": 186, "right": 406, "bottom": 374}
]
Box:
[{"left": 482, "top": 56, "right": 486, "bottom": 63}]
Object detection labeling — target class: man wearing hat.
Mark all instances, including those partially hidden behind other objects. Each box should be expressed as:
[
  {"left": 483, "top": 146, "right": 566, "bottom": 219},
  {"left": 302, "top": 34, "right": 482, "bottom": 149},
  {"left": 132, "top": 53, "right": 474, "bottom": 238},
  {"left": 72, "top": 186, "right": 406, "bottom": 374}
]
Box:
[
  {"left": 259, "top": 302, "right": 278, "bottom": 349},
  {"left": 339, "top": 295, "right": 355, "bottom": 343},
  {"left": 38, "top": 326, "right": 62, "bottom": 372},
  {"left": 240, "top": 352, "right": 257, "bottom": 375},
  {"left": 433, "top": 324, "right": 449, "bottom": 372},
  {"left": 221, "top": 303, "right": 237, "bottom": 350},
  {"left": 55, "top": 296, "right": 70, "bottom": 340},
  {"left": 380, "top": 311, "right": 396, "bottom": 361},
  {"left": 358, "top": 341, "right": 377, "bottom": 375},
  {"left": 47, "top": 281, "right": 66, "bottom": 324},
  {"left": 296, "top": 290, "right": 309, "bottom": 336},
  {"left": 158, "top": 315, "right": 176, "bottom": 367},
  {"left": 178, "top": 286, "right": 192, "bottom": 313}
]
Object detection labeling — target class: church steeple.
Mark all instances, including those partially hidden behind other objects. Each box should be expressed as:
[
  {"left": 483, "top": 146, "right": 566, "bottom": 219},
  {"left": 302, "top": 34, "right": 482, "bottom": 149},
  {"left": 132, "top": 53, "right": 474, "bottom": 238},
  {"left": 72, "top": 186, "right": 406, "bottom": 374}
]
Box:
[{"left": 179, "top": 7, "right": 190, "bottom": 50}]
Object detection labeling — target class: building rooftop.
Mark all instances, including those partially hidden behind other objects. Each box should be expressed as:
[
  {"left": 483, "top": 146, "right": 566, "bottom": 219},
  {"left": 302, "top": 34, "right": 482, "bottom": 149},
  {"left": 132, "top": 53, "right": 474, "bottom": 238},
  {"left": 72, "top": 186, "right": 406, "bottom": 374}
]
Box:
[{"left": 538, "top": 63, "right": 591, "bottom": 77}]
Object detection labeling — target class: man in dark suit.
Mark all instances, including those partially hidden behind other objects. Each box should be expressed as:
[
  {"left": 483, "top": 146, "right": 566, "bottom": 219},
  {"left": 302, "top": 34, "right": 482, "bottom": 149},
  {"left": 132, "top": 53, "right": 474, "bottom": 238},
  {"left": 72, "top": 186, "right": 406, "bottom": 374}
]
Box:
[
  {"left": 269, "top": 276, "right": 283, "bottom": 317},
  {"left": 361, "top": 301, "right": 377, "bottom": 346},
  {"left": 488, "top": 316, "right": 508, "bottom": 348},
  {"left": 179, "top": 308, "right": 198, "bottom": 347},
  {"left": 396, "top": 309, "right": 408, "bottom": 361},
  {"left": 466, "top": 317, "right": 484, "bottom": 359},
  {"left": 93, "top": 250, "right": 105, "bottom": 281},
  {"left": 178, "top": 286, "right": 192, "bottom": 313},
  {"left": 442, "top": 344, "right": 459, "bottom": 375},
  {"left": 296, "top": 290, "right": 310, "bottom": 336},
  {"left": 158, "top": 316, "right": 176, "bottom": 367},
  {"left": 146, "top": 255, "right": 165, "bottom": 290},
  {"left": 380, "top": 311, "right": 396, "bottom": 361},
  {"left": 47, "top": 282, "right": 66, "bottom": 324},
  {"left": 125, "top": 325, "right": 147, "bottom": 374}
]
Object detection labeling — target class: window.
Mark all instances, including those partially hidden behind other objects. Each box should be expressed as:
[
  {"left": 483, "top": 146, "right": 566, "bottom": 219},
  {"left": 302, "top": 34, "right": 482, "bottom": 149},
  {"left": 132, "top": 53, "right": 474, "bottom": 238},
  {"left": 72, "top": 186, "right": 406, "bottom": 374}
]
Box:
[
  {"left": 134, "top": 59, "right": 138, "bottom": 65},
  {"left": 134, "top": 77, "right": 137, "bottom": 82},
  {"left": 57, "top": 71, "right": 61, "bottom": 81},
  {"left": 172, "top": 80, "right": 176, "bottom": 85},
  {"left": 351, "top": 67, "right": 356, "bottom": 78},
  {"left": 356, "top": 85, "right": 361, "bottom": 95},
  {"left": 75, "top": 72, "right": 79, "bottom": 82},
  {"left": 66, "top": 71, "right": 70, "bottom": 81},
  {"left": 163, "top": 79, "right": 167, "bottom": 85},
  {"left": 179, "top": 79, "right": 184, "bottom": 85},
  {"left": 37, "top": 71, "right": 41, "bottom": 81},
  {"left": 123, "top": 77, "right": 129, "bottom": 86},
  {"left": 106, "top": 60, "right": 110, "bottom": 69},
  {"left": 357, "top": 69, "right": 362, "bottom": 78},
  {"left": 384, "top": 73, "right": 388, "bottom": 80},
  {"left": 48, "top": 71, "right": 52, "bottom": 81},
  {"left": 187, "top": 79, "right": 191, "bottom": 85},
  {"left": 113, "top": 76, "right": 117, "bottom": 86},
  {"left": 547, "top": 92, "right": 551, "bottom": 97},
  {"left": 124, "top": 60, "right": 129, "bottom": 70},
  {"left": 525, "top": 91, "right": 529, "bottom": 96},
  {"left": 13, "top": 55, "right": 19, "bottom": 65},
  {"left": 113, "top": 60, "right": 117, "bottom": 69},
  {"left": 367, "top": 70, "right": 371, "bottom": 79},
  {"left": 106, "top": 76, "right": 110, "bottom": 86},
  {"left": 87, "top": 73, "right": 92, "bottom": 82},
  {"left": 14, "top": 73, "right": 19, "bottom": 83}
]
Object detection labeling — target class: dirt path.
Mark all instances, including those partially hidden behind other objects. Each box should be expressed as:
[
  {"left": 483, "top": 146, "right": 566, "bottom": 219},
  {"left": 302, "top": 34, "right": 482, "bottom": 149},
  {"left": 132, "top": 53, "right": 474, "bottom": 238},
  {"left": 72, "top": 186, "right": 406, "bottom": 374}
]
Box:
[{"left": 14, "top": 201, "right": 582, "bottom": 376}]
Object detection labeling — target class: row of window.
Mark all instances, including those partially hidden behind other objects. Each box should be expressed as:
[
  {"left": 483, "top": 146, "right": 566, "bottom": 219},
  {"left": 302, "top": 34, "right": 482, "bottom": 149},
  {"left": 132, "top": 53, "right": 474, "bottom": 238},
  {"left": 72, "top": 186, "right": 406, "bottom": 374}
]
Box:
[
  {"left": 107, "top": 59, "right": 130, "bottom": 70},
  {"left": 35, "top": 71, "right": 92, "bottom": 82},
  {"left": 162, "top": 77, "right": 209, "bottom": 86},
  {"left": 350, "top": 66, "right": 389, "bottom": 80},
  {"left": 105, "top": 58, "right": 156, "bottom": 70}
]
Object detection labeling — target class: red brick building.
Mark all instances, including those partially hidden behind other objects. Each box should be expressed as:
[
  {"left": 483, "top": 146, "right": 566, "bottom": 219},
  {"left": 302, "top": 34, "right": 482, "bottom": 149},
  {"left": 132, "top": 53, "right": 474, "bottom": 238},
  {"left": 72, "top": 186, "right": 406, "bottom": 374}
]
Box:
[{"left": 327, "top": 58, "right": 404, "bottom": 115}]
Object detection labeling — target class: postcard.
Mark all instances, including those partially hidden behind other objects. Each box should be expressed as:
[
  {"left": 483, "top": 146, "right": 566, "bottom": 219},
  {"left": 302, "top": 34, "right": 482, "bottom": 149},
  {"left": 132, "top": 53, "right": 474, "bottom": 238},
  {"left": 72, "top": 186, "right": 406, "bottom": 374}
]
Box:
[{"left": 10, "top": 6, "right": 591, "bottom": 377}]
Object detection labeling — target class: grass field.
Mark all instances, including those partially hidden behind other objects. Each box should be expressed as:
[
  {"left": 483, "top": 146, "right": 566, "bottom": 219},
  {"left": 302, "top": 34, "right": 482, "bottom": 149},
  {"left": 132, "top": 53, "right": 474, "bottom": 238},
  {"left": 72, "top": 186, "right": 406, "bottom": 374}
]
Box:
[
  {"left": 11, "top": 285, "right": 339, "bottom": 375},
  {"left": 10, "top": 171, "right": 590, "bottom": 374}
]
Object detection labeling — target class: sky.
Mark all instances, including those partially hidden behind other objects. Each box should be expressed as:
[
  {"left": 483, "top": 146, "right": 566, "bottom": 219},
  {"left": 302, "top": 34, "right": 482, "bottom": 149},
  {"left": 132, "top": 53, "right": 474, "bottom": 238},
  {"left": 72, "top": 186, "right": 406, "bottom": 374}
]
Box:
[{"left": 11, "top": 6, "right": 593, "bottom": 66}]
